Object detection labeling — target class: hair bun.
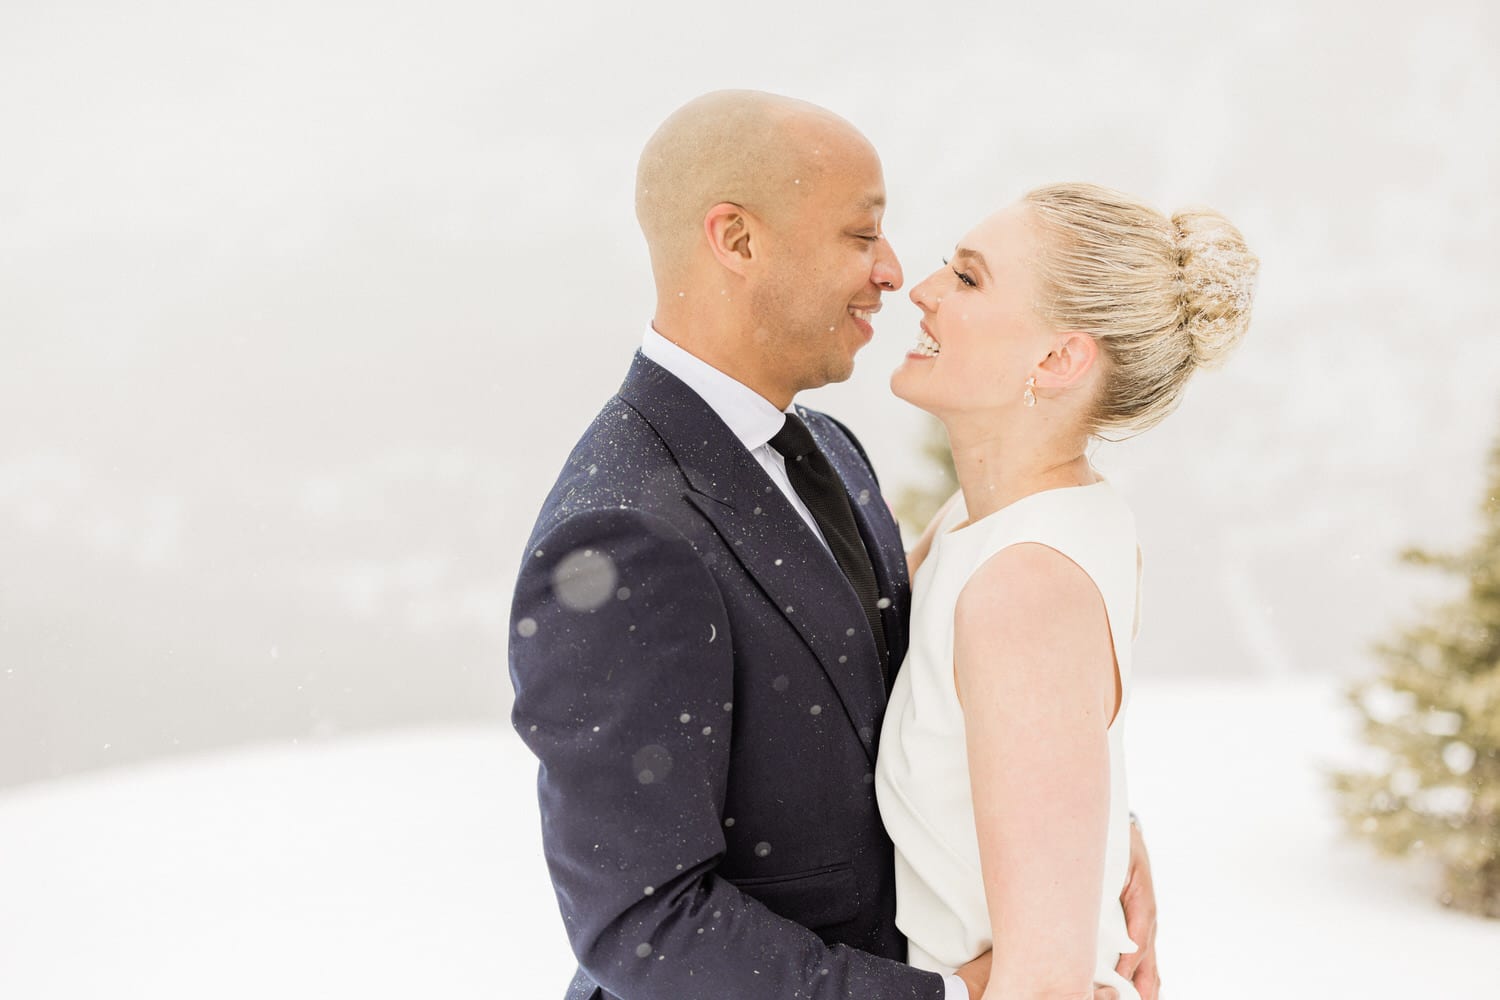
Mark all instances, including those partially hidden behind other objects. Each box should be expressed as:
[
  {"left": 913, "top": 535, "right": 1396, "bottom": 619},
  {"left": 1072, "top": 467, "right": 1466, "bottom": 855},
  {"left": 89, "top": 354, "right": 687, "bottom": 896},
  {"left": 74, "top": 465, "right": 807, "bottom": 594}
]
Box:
[{"left": 1172, "top": 208, "right": 1258, "bottom": 369}]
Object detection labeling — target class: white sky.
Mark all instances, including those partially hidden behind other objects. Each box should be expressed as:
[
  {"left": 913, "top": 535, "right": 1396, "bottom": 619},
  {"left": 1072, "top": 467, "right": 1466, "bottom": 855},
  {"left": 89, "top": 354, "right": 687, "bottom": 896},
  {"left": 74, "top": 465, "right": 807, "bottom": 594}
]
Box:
[{"left": 2, "top": 0, "right": 1497, "bottom": 783}]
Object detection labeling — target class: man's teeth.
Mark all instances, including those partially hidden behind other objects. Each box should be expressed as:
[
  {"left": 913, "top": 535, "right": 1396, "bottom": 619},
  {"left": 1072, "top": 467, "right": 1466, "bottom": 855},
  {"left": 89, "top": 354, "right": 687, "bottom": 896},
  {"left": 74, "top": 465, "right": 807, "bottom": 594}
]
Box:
[
  {"left": 912, "top": 330, "right": 940, "bottom": 357},
  {"left": 851, "top": 308, "right": 873, "bottom": 322}
]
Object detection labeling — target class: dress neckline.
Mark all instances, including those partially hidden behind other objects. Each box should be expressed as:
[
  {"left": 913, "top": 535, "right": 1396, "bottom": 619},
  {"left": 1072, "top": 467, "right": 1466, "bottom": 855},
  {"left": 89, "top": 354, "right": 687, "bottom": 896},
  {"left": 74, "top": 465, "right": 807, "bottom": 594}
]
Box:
[{"left": 942, "top": 477, "right": 1113, "bottom": 540}]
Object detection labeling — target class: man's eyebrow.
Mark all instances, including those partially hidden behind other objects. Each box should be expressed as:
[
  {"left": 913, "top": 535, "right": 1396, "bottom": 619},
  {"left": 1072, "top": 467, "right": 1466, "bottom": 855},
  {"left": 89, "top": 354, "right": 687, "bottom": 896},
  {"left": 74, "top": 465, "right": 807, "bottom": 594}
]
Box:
[
  {"left": 858, "top": 194, "right": 886, "bottom": 210},
  {"left": 952, "top": 247, "right": 991, "bottom": 278}
]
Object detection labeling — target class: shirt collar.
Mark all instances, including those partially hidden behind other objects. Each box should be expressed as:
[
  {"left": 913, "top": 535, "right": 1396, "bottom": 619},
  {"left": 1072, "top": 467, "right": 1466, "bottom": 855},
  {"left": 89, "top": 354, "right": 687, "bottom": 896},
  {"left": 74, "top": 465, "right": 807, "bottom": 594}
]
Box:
[{"left": 641, "top": 325, "right": 791, "bottom": 451}]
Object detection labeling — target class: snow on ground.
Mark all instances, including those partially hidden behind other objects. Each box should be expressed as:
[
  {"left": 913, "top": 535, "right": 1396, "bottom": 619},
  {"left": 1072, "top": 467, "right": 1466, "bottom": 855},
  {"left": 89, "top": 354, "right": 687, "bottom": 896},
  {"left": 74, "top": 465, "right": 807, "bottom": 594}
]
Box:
[
  {"left": 1125, "top": 678, "right": 1497, "bottom": 997},
  {"left": 0, "top": 678, "right": 1494, "bottom": 999},
  {"left": 0, "top": 728, "right": 571, "bottom": 998}
]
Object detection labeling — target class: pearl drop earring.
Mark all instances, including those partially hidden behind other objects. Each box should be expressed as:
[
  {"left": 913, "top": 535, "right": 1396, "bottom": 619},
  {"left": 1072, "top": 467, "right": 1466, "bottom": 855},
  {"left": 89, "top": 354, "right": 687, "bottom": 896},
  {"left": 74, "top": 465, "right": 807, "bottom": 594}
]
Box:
[{"left": 1023, "top": 376, "right": 1037, "bottom": 408}]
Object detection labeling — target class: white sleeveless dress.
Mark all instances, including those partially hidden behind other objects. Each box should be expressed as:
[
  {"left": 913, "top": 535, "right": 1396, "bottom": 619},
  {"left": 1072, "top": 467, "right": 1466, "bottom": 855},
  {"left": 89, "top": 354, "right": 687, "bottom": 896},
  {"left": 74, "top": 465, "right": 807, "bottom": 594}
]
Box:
[{"left": 875, "top": 481, "right": 1141, "bottom": 1000}]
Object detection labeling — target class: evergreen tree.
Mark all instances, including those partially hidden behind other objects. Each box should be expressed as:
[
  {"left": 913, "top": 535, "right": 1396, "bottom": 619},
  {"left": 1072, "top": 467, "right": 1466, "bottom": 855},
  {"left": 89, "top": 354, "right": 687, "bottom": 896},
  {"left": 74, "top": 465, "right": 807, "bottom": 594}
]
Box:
[{"left": 1334, "top": 434, "right": 1500, "bottom": 918}]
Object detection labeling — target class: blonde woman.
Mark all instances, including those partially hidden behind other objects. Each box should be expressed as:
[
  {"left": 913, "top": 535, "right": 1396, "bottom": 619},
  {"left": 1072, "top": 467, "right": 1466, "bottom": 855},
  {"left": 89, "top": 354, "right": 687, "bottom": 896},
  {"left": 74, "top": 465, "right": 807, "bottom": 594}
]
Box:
[{"left": 875, "top": 183, "right": 1257, "bottom": 1000}]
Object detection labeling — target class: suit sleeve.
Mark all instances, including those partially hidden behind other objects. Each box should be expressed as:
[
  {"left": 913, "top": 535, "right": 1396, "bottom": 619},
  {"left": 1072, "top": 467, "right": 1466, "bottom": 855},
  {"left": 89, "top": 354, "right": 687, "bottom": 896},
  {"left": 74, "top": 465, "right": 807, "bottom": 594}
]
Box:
[{"left": 510, "top": 507, "right": 945, "bottom": 1000}]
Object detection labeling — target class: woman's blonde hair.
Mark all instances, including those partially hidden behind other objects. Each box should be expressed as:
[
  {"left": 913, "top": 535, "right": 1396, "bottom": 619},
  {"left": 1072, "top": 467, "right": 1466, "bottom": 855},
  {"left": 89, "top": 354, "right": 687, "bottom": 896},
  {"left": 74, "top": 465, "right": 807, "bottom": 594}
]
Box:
[{"left": 1022, "top": 182, "right": 1258, "bottom": 437}]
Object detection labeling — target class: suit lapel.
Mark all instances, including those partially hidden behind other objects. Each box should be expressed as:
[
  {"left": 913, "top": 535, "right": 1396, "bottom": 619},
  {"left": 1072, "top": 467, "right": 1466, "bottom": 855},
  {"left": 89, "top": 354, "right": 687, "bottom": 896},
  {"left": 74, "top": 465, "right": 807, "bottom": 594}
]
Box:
[
  {"left": 799, "top": 407, "right": 912, "bottom": 686},
  {"left": 619, "top": 353, "right": 885, "bottom": 763}
]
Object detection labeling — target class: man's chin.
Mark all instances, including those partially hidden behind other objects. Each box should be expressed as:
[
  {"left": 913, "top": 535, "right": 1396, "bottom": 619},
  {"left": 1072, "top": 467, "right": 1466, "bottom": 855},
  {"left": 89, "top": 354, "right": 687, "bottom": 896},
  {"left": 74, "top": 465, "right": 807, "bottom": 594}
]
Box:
[
  {"left": 792, "top": 359, "right": 854, "bottom": 396},
  {"left": 824, "top": 355, "right": 857, "bottom": 387}
]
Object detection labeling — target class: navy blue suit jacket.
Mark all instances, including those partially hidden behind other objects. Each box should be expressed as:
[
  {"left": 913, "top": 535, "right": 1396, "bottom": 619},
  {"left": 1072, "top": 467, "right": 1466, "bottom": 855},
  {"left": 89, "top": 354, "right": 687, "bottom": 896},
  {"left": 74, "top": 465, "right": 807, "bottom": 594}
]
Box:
[{"left": 510, "top": 352, "right": 945, "bottom": 1000}]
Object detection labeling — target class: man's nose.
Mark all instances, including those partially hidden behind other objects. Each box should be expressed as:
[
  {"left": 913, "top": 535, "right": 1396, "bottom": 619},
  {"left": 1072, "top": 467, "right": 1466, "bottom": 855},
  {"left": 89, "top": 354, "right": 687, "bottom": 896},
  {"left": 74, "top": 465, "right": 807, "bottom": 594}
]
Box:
[{"left": 873, "top": 236, "right": 903, "bottom": 292}]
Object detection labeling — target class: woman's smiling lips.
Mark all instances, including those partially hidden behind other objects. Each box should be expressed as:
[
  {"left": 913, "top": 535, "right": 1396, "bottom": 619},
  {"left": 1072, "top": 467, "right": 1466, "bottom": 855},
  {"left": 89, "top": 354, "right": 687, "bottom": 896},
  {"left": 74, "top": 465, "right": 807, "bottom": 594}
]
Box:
[{"left": 908, "top": 319, "right": 940, "bottom": 359}]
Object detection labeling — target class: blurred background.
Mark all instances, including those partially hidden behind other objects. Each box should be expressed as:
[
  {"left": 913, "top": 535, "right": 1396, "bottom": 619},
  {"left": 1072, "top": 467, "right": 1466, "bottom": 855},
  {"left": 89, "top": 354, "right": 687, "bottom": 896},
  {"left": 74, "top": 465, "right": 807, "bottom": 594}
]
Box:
[{"left": 2, "top": 0, "right": 1496, "bottom": 996}]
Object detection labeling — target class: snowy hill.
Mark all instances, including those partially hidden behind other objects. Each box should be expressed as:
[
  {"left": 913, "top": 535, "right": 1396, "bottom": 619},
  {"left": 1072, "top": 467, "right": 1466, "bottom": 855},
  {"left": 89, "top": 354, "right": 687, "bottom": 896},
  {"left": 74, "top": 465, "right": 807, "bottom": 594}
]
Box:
[{"left": 1, "top": 678, "right": 1493, "bottom": 999}]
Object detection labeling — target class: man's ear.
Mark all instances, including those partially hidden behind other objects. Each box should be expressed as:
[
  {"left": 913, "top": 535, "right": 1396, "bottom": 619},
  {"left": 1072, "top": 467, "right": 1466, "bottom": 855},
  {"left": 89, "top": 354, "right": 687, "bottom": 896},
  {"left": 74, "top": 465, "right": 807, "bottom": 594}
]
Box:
[
  {"left": 1033, "top": 331, "right": 1099, "bottom": 389},
  {"left": 704, "top": 202, "right": 756, "bottom": 275}
]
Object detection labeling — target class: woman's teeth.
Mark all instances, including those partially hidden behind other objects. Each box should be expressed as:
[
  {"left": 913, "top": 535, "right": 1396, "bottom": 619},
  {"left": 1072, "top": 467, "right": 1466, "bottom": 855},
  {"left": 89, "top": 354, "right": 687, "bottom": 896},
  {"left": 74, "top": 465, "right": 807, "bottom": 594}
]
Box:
[{"left": 912, "top": 329, "right": 940, "bottom": 357}]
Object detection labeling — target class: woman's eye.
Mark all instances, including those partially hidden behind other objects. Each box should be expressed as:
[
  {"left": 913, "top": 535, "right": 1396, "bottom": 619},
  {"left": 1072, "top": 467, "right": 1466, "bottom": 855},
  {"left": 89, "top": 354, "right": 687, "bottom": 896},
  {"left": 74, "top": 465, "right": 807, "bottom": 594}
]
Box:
[{"left": 943, "top": 258, "right": 977, "bottom": 288}]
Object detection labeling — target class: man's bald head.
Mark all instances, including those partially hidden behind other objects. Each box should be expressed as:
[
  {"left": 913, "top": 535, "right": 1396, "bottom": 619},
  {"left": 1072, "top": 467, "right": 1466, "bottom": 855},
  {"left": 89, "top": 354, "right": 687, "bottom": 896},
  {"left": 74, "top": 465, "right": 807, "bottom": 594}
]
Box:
[{"left": 635, "top": 90, "right": 874, "bottom": 281}]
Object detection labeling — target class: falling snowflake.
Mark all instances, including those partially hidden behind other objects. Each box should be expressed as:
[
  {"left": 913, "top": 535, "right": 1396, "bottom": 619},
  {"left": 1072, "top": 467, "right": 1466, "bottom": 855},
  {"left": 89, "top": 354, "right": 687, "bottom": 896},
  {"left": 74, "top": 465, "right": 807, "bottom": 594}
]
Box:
[
  {"left": 633, "top": 744, "right": 673, "bottom": 785},
  {"left": 551, "top": 548, "right": 618, "bottom": 612}
]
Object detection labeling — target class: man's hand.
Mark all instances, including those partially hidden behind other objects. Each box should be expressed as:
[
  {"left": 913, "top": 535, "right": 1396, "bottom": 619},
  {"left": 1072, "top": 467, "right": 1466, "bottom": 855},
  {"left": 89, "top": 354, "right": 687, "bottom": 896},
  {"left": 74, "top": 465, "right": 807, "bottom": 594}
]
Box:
[
  {"left": 1114, "top": 821, "right": 1161, "bottom": 1000},
  {"left": 955, "top": 950, "right": 991, "bottom": 1000}
]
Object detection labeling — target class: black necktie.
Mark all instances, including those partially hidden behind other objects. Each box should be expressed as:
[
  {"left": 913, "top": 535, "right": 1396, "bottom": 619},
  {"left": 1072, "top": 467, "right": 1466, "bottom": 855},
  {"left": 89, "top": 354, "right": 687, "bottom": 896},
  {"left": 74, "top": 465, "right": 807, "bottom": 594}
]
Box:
[{"left": 770, "top": 413, "right": 890, "bottom": 683}]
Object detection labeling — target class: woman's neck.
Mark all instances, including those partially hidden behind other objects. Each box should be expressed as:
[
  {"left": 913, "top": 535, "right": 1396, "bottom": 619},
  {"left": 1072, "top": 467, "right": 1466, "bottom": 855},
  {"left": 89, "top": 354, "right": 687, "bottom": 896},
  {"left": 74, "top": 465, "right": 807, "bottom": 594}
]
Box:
[{"left": 944, "top": 414, "right": 1096, "bottom": 526}]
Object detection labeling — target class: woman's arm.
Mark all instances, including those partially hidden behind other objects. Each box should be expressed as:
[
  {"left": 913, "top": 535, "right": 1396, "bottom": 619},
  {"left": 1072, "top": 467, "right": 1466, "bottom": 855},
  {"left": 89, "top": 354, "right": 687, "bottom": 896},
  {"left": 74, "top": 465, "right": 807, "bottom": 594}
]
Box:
[
  {"left": 954, "top": 543, "right": 1120, "bottom": 1000},
  {"left": 907, "top": 490, "right": 962, "bottom": 578}
]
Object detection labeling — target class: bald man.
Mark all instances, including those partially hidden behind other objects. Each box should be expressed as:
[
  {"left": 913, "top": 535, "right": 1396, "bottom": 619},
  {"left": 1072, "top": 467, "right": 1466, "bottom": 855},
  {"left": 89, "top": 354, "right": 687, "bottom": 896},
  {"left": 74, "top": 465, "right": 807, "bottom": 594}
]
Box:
[{"left": 509, "top": 92, "right": 1152, "bottom": 1000}]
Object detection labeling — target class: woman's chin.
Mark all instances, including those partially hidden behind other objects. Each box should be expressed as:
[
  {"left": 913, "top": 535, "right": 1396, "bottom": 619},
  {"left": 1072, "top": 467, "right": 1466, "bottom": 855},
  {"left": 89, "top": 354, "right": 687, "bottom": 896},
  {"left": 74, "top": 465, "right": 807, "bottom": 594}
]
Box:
[{"left": 889, "top": 362, "right": 933, "bottom": 409}]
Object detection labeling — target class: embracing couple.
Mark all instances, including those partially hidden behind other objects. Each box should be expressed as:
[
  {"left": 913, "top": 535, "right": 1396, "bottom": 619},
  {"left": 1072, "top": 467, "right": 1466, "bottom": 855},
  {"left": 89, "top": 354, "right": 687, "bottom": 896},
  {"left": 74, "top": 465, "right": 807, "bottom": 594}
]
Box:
[{"left": 510, "top": 90, "right": 1256, "bottom": 1000}]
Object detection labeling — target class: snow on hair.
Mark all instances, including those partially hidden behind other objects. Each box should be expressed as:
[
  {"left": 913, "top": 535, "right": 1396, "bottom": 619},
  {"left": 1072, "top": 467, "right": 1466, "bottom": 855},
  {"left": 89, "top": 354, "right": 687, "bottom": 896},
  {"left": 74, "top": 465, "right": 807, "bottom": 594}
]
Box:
[{"left": 1022, "top": 183, "right": 1258, "bottom": 437}]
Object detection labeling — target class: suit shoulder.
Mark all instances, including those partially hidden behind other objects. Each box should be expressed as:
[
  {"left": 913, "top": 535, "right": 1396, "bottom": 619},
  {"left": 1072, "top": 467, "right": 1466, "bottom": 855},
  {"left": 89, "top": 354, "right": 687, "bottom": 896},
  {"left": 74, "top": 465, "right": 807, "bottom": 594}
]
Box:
[
  {"left": 796, "top": 407, "right": 880, "bottom": 487},
  {"left": 528, "top": 395, "right": 692, "bottom": 541},
  {"left": 525, "top": 503, "right": 698, "bottom": 566}
]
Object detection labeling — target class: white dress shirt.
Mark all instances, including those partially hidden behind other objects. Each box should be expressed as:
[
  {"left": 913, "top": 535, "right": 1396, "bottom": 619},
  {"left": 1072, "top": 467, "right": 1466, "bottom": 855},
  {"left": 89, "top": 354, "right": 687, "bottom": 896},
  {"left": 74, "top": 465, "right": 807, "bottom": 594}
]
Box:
[
  {"left": 640, "top": 326, "right": 970, "bottom": 1000},
  {"left": 640, "top": 326, "right": 829, "bottom": 549}
]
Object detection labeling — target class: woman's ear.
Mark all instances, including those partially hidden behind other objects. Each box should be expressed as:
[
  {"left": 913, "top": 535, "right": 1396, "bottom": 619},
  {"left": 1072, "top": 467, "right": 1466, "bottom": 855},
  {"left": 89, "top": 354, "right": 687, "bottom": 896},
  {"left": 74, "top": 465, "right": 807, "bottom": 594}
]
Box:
[
  {"left": 1033, "top": 331, "right": 1099, "bottom": 389},
  {"left": 703, "top": 202, "right": 756, "bottom": 275}
]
